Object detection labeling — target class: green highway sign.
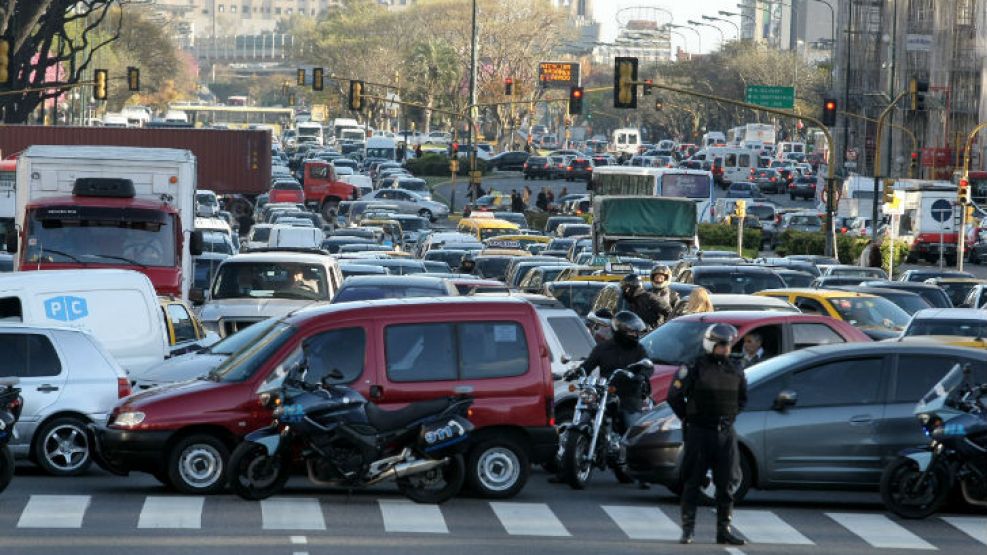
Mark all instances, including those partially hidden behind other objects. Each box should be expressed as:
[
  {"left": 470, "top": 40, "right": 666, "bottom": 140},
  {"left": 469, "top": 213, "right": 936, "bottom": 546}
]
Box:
[{"left": 745, "top": 85, "right": 795, "bottom": 109}]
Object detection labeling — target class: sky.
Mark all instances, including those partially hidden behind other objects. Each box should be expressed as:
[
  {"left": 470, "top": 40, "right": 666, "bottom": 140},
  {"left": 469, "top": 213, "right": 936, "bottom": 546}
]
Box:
[{"left": 595, "top": 0, "right": 744, "bottom": 54}]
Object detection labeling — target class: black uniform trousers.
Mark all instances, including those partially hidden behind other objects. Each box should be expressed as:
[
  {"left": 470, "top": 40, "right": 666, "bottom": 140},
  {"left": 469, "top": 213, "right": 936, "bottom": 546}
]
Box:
[{"left": 681, "top": 423, "right": 736, "bottom": 511}]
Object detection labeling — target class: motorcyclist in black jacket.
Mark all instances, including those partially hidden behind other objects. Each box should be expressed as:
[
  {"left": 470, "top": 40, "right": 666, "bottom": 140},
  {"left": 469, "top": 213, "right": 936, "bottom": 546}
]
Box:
[
  {"left": 569, "top": 311, "right": 652, "bottom": 417},
  {"left": 620, "top": 274, "right": 671, "bottom": 330}
]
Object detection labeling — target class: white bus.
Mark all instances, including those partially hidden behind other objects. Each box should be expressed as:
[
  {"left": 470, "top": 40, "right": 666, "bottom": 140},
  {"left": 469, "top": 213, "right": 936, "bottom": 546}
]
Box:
[
  {"left": 611, "top": 128, "right": 641, "bottom": 155},
  {"left": 593, "top": 166, "right": 715, "bottom": 222}
]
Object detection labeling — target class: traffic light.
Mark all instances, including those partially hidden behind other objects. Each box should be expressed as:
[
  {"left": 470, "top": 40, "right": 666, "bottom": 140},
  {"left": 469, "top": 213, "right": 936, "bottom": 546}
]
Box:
[
  {"left": 287, "top": 93, "right": 296, "bottom": 106},
  {"left": 568, "top": 86, "right": 584, "bottom": 115},
  {"left": 822, "top": 98, "right": 837, "bottom": 126},
  {"left": 910, "top": 151, "right": 920, "bottom": 174},
  {"left": 909, "top": 77, "right": 929, "bottom": 111},
  {"left": 348, "top": 80, "right": 364, "bottom": 111},
  {"left": 642, "top": 79, "right": 653, "bottom": 96},
  {"left": 613, "top": 57, "right": 638, "bottom": 109},
  {"left": 296, "top": 68, "right": 305, "bottom": 86},
  {"left": 0, "top": 38, "right": 10, "bottom": 85},
  {"left": 312, "top": 67, "right": 324, "bottom": 91},
  {"left": 126, "top": 66, "right": 140, "bottom": 92},
  {"left": 735, "top": 200, "right": 746, "bottom": 218},
  {"left": 93, "top": 69, "right": 107, "bottom": 101},
  {"left": 504, "top": 77, "right": 513, "bottom": 96},
  {"left": 883, "top": 178, "right": 895, "bottom": 204},
  {"left": 451, "top": 141, "right": 459, "bottom": 154},
  {"left": 655, "top": 98, "right": 664, "bottom": 111},
  {"left": 959, "top": 178, "right": 972, "bottom": 205}
]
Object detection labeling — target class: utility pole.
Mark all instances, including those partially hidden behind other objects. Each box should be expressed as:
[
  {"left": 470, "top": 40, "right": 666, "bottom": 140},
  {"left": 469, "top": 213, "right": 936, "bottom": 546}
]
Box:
[{"left": 467, "top": 0, "right": 479, "bottom": 201}]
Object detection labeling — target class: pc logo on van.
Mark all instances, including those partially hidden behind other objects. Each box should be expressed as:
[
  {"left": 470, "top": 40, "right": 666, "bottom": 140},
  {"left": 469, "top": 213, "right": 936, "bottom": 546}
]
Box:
[{"left": 44, "top": 296, "right": 89, "bottom": 322}]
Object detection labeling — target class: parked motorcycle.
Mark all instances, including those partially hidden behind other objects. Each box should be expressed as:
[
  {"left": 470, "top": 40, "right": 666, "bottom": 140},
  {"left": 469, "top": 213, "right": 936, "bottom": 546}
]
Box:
[
  {"left": 881, "top": 363, "right": 987, "bottom": 518},
  {"left": 558, "top": 359, "right": 653, "bottom": 489},
  {"left": 229, "top": 364, "right": 474, "bottom": 503},
  {"left": 0, "top": 378, "right": 23, "bottom": 494}
]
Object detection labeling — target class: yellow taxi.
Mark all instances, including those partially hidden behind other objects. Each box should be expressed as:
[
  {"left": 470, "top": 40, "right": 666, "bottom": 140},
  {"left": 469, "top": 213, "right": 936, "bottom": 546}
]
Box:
[
  {"left": 457, "top": 217, "right": 520, "bottom": 242},
  {"left": 158, "top": 297, "right": 213, "bottom": 356},
  {"left": 755, "top": 288, "right": 910, "bottom": 339},
  {"left": 479, "top": 248, "right": 531, "bottom": 257},
  {"left": 895, "top": 308, "right": 987, "bottom": 350}
]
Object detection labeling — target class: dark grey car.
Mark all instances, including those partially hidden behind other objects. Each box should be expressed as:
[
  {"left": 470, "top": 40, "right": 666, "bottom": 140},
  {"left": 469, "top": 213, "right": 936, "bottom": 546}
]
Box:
[{"left": 623, "top": 343, "right": 987, "bottom": 502}]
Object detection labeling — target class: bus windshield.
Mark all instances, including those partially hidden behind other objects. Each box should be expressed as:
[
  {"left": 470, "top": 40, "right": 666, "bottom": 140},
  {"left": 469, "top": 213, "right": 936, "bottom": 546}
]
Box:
[{"left": 660, "top": 174, "right": 712, "bottom": 199}]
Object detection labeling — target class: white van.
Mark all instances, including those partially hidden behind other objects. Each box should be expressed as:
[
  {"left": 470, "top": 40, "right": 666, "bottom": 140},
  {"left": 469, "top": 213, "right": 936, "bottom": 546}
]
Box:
[
  {"left": 267, "top": 225, "right": 323, "bottom": 249},
  {"left": 0, "top": 269, "right": 167, "bottom": 377},
  {"left": 702, "top": 131, "right": 727, "bottom": 147},
  {"left": 611, "top": 128, "right": 641, "bottom": 155},
  {"left": 696, "top": 147, "right": 757, "bottom": 184},
  {"left": 365, "top": 135, "right": 398, "bottom": 161},
  {"left": 776, "top": 141, "right": 806, "bottom": 158}
]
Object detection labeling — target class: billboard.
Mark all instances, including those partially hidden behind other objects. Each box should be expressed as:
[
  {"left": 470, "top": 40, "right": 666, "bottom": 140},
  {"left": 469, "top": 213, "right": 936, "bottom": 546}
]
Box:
[{"left": 538, "top": 61, "right": 581, "bottom": 88}]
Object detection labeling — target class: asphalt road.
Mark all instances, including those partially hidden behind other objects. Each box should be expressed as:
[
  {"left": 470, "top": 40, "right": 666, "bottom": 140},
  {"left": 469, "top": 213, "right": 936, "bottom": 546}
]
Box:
[{"left": 2, "top": 464, "right": 984, "bottom": 555}]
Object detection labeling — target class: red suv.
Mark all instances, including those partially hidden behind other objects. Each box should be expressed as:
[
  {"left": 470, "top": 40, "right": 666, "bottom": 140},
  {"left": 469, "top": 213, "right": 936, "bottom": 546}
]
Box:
[
  {"left": 94, "top": 297, "right": 556, "bottom": 498},
  {"left": 640, "top": 312, "right": 871, "bottom": 401}
]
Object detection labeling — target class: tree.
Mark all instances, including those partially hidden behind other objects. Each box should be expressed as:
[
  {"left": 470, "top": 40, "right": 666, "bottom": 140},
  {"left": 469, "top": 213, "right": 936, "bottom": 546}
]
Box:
[
  {"left": 405, "top": 40, "right": 459, "bottom": 133},
  {"left": 0, "top": 0, "right": 121, "bottom": 123}
]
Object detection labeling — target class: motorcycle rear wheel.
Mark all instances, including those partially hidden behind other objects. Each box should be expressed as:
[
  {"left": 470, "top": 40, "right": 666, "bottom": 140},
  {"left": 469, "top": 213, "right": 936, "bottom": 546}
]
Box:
[
  {"left": 881, "top": 456, "right": 952, "bottom": 519},
  {"left": 228, "top": 442, "right": 290, "bottom": 501},
  {"left": 0, "top": 446, "right": 12, "bottom": 494},
  {"left": 561, "top": 431, "right": 594, "bottom": 490},
  {"left": 398, "top": 455, "right": 465, "bottom": 504}
]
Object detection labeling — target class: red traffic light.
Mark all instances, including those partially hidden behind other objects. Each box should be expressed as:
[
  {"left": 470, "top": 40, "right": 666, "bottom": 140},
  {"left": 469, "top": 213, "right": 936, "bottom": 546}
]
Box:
[
  {"left": 911, "top": 152, "right": 919, "bottom": 159},
  {"left": 824, "top": 100, "right": 836, "bottom": 110},
  {"left": 504, "top": 77, "right": 513, "bottom": 85},
  {"left": 572, "top": 89, "right": 583, "bottom": 99},
  {"left": 960, "top": 178, "right": 969, "bottom": 188}
]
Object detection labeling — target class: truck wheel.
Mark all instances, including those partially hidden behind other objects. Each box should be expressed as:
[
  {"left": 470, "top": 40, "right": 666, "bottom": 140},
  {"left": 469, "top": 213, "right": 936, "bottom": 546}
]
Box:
[
  {"left": 167, "top": 434, "right": 229, "bottom": 494},
  {"left": 467, "top": 438, "right": 529, "bottom": 499},
  {"left": 320, "top": 200, "right": 338, "bottom": 221}
]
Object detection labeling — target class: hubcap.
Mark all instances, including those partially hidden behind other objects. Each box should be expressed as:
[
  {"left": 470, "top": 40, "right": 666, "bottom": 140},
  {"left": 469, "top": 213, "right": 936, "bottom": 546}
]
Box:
[
  {"left": 574, "top": 436, "right": 592, "bottom": 482},
  {"left": 178, "top": 444, "right": 223, "bottom": 488},
  {"left": 43, "top": 424, "right": 89, "bottom": 472},
  {"left": 477, "top": 447, "right": 520, "bottom": 492}
]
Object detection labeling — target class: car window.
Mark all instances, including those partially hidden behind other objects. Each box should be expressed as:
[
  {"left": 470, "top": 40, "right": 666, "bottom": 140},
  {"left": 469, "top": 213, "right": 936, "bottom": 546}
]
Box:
[
  {"left": 546, "top": 316, "right": 594, "bottom": 361},
  {"left": 458, "top": 322, "right": 529, "bottom": 379},
  {"left": 302, "top": 327, "right": 366, "bottom": 385},
  {"left": 0, "top": 333, "right": 62, "bottom": 377},
  {"left": 166, "top": 304, "right": 199, "bottom": 343},
  {"left": 385, "top": 323, "right": 458, "bottom": 382},
  {"left": 789, "top": 357, "right": 883, "bottom": 407},
  {"left": 794, "top": 296, "right": 827, "bottom": 315},
  {"left": 893, "top": 354, "right": 986, "bottom": 403},
  {"left": 791, "top": 323, "right": 845, "bottom": 349}
]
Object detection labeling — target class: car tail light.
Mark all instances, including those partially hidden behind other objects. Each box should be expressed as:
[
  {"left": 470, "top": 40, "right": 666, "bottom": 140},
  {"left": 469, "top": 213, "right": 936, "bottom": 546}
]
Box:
[
  {"left": 5, "top": 396, "right": 21, "bottom": 414},
  {"left": 789, "top": 183, "right": 795, "bottom": 189},
  {"left": 546, "top": 393, "right": 555, "bottom": 426},
  {"left": 523, "top": 163, "right": 528, "bottom": 169},
  {"left": 810, "top": 184, "right": 816, "bottom": 189},
  {"left": 567, "top": 166, "right": 572, "bottom": 171},
  {"left": 118, "top": 377, "right": 132, "bottom": 399},
  {"left": 771, "top": 177, "right": 777, "bottom": 182},
  {"left": 587, "top": 167, "right": 593, "bottom": 171}
]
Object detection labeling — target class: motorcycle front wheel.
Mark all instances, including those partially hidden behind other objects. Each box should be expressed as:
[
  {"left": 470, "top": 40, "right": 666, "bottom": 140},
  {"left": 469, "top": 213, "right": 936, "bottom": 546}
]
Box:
[
  {"left": 561, "top": 430, "right": 594, "bottom": 490},
  {"left": 880, "top": 455, "right": 952, "bottom": 519},
  {"left": 0, "top": 446, "right": 12, "bottom": 494},
  {"left": 397, "top": 455, "right": 465, "bottom": 504},
  {"left": 228, "top": 442, "right": 290, "bottom": 501}
]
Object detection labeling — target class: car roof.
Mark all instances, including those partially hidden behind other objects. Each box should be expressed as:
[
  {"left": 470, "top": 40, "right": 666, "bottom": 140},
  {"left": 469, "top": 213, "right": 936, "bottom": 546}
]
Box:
[
  {"left": 795, "top": 342, "right": 987, "bottom": 360},
  {"left": 220, "top": 252, "right": 334, "bottom": 265},
  {"left": 670, "top": 311, "right": 825, "bottom": 324},
  {"left": 339, "top": 275, "right": 446, "bottom": 286},
  {"left": 861, "top": 280, "right": 944, "bottom": 291},
  {"left": 287, "top": 296, "right": 533, "bottom": 325},
  {"left": 757, "top": 288, "right": 876, "bottom": 299},
  {"left": 909, "top": 308, "right": 987, "bottom": 321},
  {"left": 690, "top": 265, "right": 777, "bottom": 274},
  {"left": 709, "top": 294, "right": 796, "bottom": 308},
  {"left": 836, "top": 286, "right": 920, "bottom": 297}
]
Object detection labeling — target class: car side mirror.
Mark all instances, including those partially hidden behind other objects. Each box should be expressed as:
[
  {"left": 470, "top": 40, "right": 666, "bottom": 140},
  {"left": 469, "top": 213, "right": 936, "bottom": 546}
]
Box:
[
  {"left": 188, "top": 287, "right": 206, "bottom": 305},
  {"left": 4, "top": 230, "right": 16, "bottom": 254},
  {"left": 189, "top": 230, "right": 204, "bottom": 256},
  {"left": 774, "top": 390, "right": 798, "bottom": 411},
  {"left": 560, "top": 354, "right": 571, "bottom": 365}
]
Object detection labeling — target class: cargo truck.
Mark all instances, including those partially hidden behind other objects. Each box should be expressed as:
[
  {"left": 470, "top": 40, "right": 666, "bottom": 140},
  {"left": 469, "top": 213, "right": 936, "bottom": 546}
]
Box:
[
  {"left": 7, "top": 146, "right": 203, "bottom": 299},
  {"left": 592, "top": 195, "right": 698, "bottom": 259}
]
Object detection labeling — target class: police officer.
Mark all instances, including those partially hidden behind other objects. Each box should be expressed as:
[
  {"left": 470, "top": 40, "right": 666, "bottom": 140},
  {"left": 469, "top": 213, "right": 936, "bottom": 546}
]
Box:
[
  {"left": 650, "top": 265, "right": 678, "bottom": 322},
  {"left": 620, "top": 274, "right": 671, "bottom": 330},
  {"left": 666, "top": 323, "right": 747, "bottom": 546}
]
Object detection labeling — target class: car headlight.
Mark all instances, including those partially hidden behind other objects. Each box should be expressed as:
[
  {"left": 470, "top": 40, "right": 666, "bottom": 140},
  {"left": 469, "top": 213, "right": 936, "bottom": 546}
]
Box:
[{"left": 114, "top": 411, "right": 146, "bottom": 428}]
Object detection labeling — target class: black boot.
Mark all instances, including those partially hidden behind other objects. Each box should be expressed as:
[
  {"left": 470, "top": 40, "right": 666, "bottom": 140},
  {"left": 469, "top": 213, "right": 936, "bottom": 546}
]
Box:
[
  {"left": 716, "top": 504, "right": 745, "bottom": 546},
  {"left": 679, "top": 508, "right": 696, "bottom": 544}
]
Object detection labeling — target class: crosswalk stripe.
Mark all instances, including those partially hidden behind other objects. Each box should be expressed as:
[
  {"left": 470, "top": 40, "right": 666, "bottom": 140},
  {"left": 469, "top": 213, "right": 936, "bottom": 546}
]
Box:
[
  {"left": 261, "top": 498, "right": 326, "bottom": 530},
  {"left": 489, "top": 502, "right": 570, "bottom": 537},
  {"left": 378, "top": 499, "right": 448, "bottom": 534},
  {"left": 942, "top": 516, "right": 987, "bottom": 546},
  {"left": 602, "top": 505, "right": 680, "bottom": 541},
  {"left": 17, "top": 495, "right": 91, "bottom": 529},
  {"left": 827, "top": 513, "right": 936, "bottom": 550},
  {"left": 731, "top": 509, "right": 814, "bottom": 545},
  {"left": 137, "top": 496, "right": 204, "bottom": 529}
]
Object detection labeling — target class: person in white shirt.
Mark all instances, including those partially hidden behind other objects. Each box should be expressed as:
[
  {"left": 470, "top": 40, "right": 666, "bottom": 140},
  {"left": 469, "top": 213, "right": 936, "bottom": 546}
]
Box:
[{"left": 740, "top": 332, "right": 765, "bottom": 369}]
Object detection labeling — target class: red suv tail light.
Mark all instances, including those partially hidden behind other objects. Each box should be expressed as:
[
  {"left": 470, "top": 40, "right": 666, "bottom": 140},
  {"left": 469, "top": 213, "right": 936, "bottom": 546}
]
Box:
[{"left": 118, "top": 377, "right": 132, "bottom": 399}]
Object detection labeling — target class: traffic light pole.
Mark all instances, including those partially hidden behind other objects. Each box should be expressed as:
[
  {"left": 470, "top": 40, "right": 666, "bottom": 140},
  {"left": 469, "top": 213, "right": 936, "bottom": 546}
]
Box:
[
  {"left": 871, "top": 91, "right": 908, "bottom": 243},
  {"left": 958, "top": 121, "right": 987, "bottom": 271},
  {"left": 840, "top": 110, "right": 919, "bottom": 177},
  {"left": 633, "top": 79, "right": 841, "bottom": 258}
]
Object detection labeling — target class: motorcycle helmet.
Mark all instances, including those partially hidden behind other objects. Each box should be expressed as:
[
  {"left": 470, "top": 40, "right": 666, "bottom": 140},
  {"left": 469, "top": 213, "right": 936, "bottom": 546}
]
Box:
[
  {"left": 620, "top": 273, "right": 643, "bottom": 298},
  {"left": 650, "top": 264, "right": 672, "bottom": 289},
  {"left": 702, "top": 323, "right": 738, "bottom": 358},
  {"left": 612, "top": 311, "right": 647, "bottom": 347},
  {"left": 459, "top": 253, "right": 476, "bottom": 273}
]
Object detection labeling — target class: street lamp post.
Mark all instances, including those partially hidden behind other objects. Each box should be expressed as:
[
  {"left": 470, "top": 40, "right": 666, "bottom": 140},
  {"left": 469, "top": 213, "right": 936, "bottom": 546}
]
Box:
[
  {"left": 467, "top": 0, "right": 479, "bottom": 201},
  {"left": 809, "top": 0, "right": 836, "bottom": 89},
  {"left": 667, "top": 24, "right": 702, "bottom": 54},
  {"left": 688, "top": 20, "right": 726, "bottom": 49},
  {"left": 702, "top": 15, "right": 741, "bottom": 37}
]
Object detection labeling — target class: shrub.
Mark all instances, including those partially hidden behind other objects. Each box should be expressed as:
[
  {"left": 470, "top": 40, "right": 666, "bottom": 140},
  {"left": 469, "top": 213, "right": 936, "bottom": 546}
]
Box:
[
  {"left": 698, "top": 223, "right": 762, "bottom": 252},
  {"left": 405, "top": 153, "right": 489, "bottom": 177}
]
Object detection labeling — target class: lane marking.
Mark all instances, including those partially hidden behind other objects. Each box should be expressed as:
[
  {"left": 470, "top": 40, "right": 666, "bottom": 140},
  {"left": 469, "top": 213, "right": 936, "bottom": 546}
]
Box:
[
  {"left": 827, "top": 512, "right": 936, "bottom": 550},
  {"left": 489, "top": 502, "right": 570, "bottom": 537},
  {"left": 17, "top": 495, "right": 91, "bottom": 529},
  {"left": 290, "top": 536, "right": 308, "bottom": 544},
  {"left": 602, "top": 505, "right": 680, "bottom": 541},
  {"left": 137, "top": 496, "right": 204, "bottom": 529},
  {"left": 941, "top": 516, "right": 987, "bottom": 546},
  {"left": 731, "top": 509, "right": 814, "bottom": 545},
  {"left": 724, "top": 548, "right": 746, "bottom": 555},
  {"left": 378, "top": 499, "right": 448, "bottom": 534},
  {"left": 261, "top": 498, "right": 326, "bottom": 530}
]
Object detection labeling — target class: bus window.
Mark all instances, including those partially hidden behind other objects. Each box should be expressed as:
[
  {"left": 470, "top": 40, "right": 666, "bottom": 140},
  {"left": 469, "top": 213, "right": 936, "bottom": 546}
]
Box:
[{"left": 739, "top": 153, "right": 751, "bottom": 167}]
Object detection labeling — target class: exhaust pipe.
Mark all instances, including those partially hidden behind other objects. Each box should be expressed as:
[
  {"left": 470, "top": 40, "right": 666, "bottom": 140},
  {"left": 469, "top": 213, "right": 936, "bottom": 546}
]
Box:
[{"left": 367, "top": 458, "right": 448, "bottom": 485}]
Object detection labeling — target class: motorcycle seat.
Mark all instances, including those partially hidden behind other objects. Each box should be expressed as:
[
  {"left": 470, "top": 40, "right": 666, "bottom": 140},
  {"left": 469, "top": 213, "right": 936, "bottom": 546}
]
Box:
[{"left": 365, "top": 398, "right": 453, "bottom": 431}]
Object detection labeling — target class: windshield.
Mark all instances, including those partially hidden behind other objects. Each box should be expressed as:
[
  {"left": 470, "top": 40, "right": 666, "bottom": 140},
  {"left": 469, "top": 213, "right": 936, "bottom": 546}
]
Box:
[
  {"left": 476, "top": 257, "right": 511, "bottom": 280},
  {"left": 547, "top": 316, "right": 594, "bottom": 361},
  {"left": 549, "top": 284, "right": 603, "bottom": 315},
  {"left": 641, "top": 321, "right": 710, "bottom": 365},
  {"left": 832, "top": 267, "right": 884, "bottom": 278},
  {"left": 201, "top": 231, "right": 233, "bottom": 255},
  {"left": 830, "top": 296, "right": 909, "bottom": 332},
  {"left": 25, "top": 209, "right": 177, "bottom": 267},
  {"left": 211, "top": 322, "right": 295, "bottom": 383},
  {"left": 905, "top": 319, "right": 987, "bottom": 338},
  {"left": 695, "top": 272, "right": 784, "bottom": 294},
  {"left": 209, "top": 318, "right": 280, "bottom": 355},
  {"left": 193, "top": 258, "right": 224, "bottom": 289},
  {"left": 660, "top": 174, "right": 711, "bottom": 199},
  {"left": 938, "top": 282, "right": 978, "bottom": 306},
  {"left": 788, "top": 215, "right": 822, "bottom": 227},
  {"left": 748, "top": 205, "right": 775, "bottom": 220},
  {"left": 366, "top": 147, "right": 395, "bottom": 159},
  {"left": 332, "top": 284, "right": 446, "bottom": 303},
  {"left": 211, "top": 262, "right": 329, "bottom": 300},
  {"left": 479, "top": 227, "right": 515, "bottom": 241},
  {"left": 196, "top": 193, "right": 217, "bottom": 206},
  {"left": 887, "top": 293, "right": 932, "bottom": 315},
  {"left": 611, "top": 241, "right": 686, "bottom": 260},
  {"left": 250, "top": 227, "right": 272, "bottom": 242}
]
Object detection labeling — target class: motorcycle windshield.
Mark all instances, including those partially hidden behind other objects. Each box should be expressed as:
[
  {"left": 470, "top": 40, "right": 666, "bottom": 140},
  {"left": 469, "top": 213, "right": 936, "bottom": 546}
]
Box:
[{"left": 916, "top": 364, "right": 965, "bottom": 415}]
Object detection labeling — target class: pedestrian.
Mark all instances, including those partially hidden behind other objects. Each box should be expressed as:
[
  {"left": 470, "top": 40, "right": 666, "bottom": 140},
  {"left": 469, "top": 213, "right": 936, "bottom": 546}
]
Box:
[
  {"left": 546, "top": 189, "right": 555, "bottom": 212},
  {"left": 859, "top": 239, "right": 883, "bottom": 268},
  {"left": 560, "top": 186, "right": 569, "bottom": 199},
  {"left": 672, "top": 286, "right": 713, "bottom": 318},
  {"left": 667, "top": 324, "right": 747, "bottom": 546},
  {"left": 523, "top": 185, "right": 532, "bottom": 207},
  {"left": 536, "top": 188, "right": 548, "bottom": 211},
  {"left": 510, "top": 190, "right": 524, "bottom": 213},
  {"left": 414, "top": 144, "right": 423, "bottom": 158},
  {"left": 739, "top": 332, "right": 766, "bottom": 369}
]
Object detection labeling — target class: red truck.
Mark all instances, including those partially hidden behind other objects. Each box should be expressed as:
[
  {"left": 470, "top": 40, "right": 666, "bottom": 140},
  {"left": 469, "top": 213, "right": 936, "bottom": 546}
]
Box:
[{"left": 302, "top": 160, "right": 360, "bottom": 218}]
